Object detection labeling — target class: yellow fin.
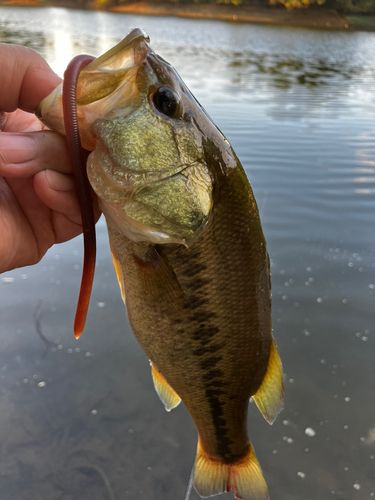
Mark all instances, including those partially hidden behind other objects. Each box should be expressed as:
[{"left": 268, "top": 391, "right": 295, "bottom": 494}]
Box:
[
  {"left": 111, "top": 252, "right": 125, "bottom": 303},
  {"left": 194, "top": 440, "right": 269, "bottom": 500},
  {"left": 253, "top": 336, "right": 284, "bottom": 425},
  {"left": 150, "top": 362, "right": 181, "bottom": 412}
]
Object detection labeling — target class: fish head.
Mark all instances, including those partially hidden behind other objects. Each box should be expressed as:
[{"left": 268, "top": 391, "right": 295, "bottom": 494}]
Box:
[{"left": 38, "top": 29, "right": 235, "bottom": 247}]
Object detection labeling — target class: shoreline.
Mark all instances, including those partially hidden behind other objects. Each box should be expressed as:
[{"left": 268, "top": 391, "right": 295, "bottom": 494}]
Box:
[
  {"left": 0, "top": 0, "right": 374, "bottom": 31},
  {"left": 111, "top": 2, "right": 350, "bottom": 30}
]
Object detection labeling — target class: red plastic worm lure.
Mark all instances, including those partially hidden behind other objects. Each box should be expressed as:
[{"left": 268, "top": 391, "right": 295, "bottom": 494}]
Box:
[{"left": 62, "top": 54, "right": 96, "bottom": 339}]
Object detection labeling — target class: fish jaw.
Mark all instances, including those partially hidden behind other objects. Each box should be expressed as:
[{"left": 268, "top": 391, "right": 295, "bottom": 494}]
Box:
[{"left": 36, "top": 28, "right": 149, "bottom": 151}]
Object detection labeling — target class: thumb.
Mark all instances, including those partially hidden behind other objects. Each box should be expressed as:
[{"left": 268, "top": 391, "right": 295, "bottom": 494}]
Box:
[{"left": 0, "top": 130, "right": 72, "bottom": 178}]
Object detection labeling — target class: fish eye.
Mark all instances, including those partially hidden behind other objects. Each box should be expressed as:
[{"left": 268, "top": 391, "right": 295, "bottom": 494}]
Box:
[{"left": 152, "top": 87, "right": 181, "bottom": 118}]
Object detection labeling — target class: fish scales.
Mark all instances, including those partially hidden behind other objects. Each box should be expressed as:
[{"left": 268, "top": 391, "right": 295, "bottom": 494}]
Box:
[
  {"left": 37, "top": 28, "right": 284, "bottom": 500},
  {"left": 108, "top": 162, "right": 271, "bottom": 463}
]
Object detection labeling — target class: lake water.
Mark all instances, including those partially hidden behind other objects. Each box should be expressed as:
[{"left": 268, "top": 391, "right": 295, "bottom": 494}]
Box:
[{"left": 0, "top": 6, "right": 375, "bottom": 500}]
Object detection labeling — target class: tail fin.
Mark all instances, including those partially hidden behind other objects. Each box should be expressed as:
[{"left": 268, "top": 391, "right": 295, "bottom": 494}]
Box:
[{"left": 194, "top": 440, "right": 269, "bottom": 500}]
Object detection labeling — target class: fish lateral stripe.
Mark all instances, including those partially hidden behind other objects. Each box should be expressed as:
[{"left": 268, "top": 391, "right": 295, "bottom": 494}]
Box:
[
  {"left": 194, "top": 440, "right": 269, "bottom": 500},
  {"left": 193, "top": 342, "right": 224, "bottom": 357}
]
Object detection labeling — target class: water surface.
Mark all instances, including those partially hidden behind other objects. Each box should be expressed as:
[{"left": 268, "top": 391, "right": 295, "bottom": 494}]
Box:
[{"left": 0, "top": 6, "right": 375, "bottom": 500}]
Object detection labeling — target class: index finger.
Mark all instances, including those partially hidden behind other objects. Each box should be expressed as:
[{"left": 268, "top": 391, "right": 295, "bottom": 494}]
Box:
[{"left": 0, "top": 44, "right": 61, "bottom": 114}]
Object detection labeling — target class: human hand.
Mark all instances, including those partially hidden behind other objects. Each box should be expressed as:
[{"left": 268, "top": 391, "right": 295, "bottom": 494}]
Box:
[{"left": 0, "top": 44, "right": 99, "bottom": 274}]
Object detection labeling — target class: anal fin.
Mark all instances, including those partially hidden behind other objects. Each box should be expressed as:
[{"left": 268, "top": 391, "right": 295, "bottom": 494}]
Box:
[
  {"left": 194, "top": 440, "right": 269, "bottom": 500},
  {"left": 253, "top": 336, "right": 284, "bottom": 425},
  {"left": 150, "top": 361, "right": 181, "bottom": 412}
]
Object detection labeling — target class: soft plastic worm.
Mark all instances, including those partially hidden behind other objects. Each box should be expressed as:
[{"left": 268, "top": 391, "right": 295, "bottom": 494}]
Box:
[{"left": 62, "top": 54, "right": 96, "bottom": 339}]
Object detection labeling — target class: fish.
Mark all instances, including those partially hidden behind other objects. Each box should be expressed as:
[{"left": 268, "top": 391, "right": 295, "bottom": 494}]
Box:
[{"left": 37, "top": 28, "right": 284, "bottom": 500}]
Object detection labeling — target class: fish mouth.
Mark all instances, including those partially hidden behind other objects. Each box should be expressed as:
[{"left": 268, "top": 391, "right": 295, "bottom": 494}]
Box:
[
  {"left": 75, "top": 28, "right": 149, "bottom": 108},
  {"left": 37, "top": 28, "right": 150, "bottom": 151}
]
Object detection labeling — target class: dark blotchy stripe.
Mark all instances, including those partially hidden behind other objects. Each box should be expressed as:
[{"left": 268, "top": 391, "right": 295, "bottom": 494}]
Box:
[
  {"left": 205, "top": 387, "right": 234, "bottom": 460},
  {"left": 193, "top": 326, "right": 220, "bottom": 342},
  {"left": 202, "top": 368, "right": 223, "bottom": 381},
  {"left": 179, "top": 253, "right": 236, "bottom": 460},
  {"left": 199, "top": 338, "right": 214, "bottom": 347},
  {"left": 192, "top": 342, "right": 224, "bottom": 357},
  {"left": 185, "top": 277, "right": 210, "bottom": 291},
  {"left": 205, "top": 387, "right": 226, "bottom": 398},
  {"left": 200, "top": 356, "right": 221, "bottom": 371},
  {"left": 184, "top": 296, "right": 208, "bottom": 311},
  {"left": 192, "top": 346, "right": 206, "bottom": 357},
  {"left": 205, "top": 379, "right": 226, "bottom": 389},
  {"left": 182, "top": 261, "right": 207, "bottom": 278},
  {"left": 189, "top": 310, "right": 216, "bottom": 323}
]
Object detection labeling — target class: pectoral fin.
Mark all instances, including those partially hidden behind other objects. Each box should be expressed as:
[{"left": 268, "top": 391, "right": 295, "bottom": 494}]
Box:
[
  {"left": 133, "top": 245, "right": 186, "bottom": 314},
  {"left": 252, "top": 337, "right": 284, "bottom": 425},
  {"left": 111, "top": 251, "right": 125, "bottom": 303},
  {"left": 150, "top": 362, "right": 181, "bottom": 411}
]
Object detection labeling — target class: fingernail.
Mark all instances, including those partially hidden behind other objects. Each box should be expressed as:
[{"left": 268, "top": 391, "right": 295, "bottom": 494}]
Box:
[{"left": 0, "top": 133, "right": 38, "bottom": 164}]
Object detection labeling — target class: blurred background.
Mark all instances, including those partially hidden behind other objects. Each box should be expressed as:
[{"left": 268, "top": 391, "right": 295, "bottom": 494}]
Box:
[{"left": 0, "top": 5, "right": 375, "bottom": 500}]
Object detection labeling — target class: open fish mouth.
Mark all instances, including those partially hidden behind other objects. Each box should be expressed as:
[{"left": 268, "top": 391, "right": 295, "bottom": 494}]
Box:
[{"left": 37, "top": 28, "right": 150, "bottom": 151}]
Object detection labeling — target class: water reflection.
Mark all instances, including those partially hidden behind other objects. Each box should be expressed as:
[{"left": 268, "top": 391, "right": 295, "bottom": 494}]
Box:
[
  {"left": 229, "top": 53, "right": 359, "bottom": 89},
  {"left": 0, "top": 7, "right": 120, "bottom": 75},
  {"left": 0, "top": 5, "right": 375, "bottom": 500}
]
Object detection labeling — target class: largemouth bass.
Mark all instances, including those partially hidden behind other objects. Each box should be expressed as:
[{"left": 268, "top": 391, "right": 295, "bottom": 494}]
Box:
[{"left": 38, "top": 29, "right": 284, "bottom": 500}]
